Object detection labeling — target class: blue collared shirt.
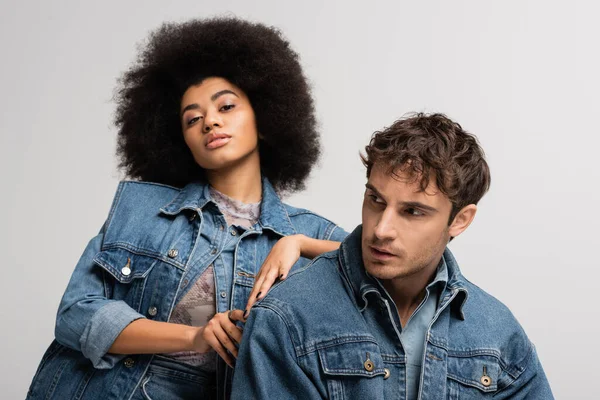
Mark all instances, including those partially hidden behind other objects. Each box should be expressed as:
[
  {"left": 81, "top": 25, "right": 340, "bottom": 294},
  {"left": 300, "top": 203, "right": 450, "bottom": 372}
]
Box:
[{"left": 390, "top": 260, "right": 447, "bottom": 400}]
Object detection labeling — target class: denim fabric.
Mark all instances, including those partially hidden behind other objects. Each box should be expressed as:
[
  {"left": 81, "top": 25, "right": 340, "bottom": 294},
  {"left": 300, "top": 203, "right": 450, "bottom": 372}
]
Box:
[
  {"left": 231, "top": 226, "right": 554, "bottom": 399},
  {"left": 27, "top": 178, "right": 347, "bottom": 400},
  {"left": 130, "top": 356, "right": 216, "bottom": 400}
]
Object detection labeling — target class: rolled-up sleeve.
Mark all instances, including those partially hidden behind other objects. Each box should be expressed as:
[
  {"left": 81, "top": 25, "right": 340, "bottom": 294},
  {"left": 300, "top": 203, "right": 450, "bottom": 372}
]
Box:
[{"left": 54, "top": 232, "right": 145, "bottom": 369}]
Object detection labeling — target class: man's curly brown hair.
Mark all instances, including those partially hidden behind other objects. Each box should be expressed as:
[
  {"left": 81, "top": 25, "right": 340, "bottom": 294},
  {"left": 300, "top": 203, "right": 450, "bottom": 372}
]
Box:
[
  {"left": 114, "top": 17, "right": 319, "bottom": 193},
  {"left": 361, "top": 113, "right": 491, "bottom": 222}
]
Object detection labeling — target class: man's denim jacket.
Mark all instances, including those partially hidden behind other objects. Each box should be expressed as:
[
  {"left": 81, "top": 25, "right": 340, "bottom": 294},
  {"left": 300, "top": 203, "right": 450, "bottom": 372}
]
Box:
[
  {"left": 27, "top": 178, "right": 347, "bottom": 400},
  {"left": 232, "top": 226, "right": 553, "bottom": 399}
]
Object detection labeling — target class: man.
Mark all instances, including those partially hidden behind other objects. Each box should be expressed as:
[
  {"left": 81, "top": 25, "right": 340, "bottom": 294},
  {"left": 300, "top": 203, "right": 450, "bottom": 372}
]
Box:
[{"left": 231, "top": 113, "right": 553, "bottom": 399}]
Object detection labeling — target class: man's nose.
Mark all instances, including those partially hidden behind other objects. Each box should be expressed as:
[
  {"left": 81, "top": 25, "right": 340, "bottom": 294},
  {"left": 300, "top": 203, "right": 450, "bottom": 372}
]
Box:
[{"left": 373, "top": 208, "right": 397, "bottom": 240}]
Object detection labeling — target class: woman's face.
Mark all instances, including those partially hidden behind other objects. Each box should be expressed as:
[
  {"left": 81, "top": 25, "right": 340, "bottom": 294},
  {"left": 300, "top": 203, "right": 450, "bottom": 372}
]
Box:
[{"left": 180, "top": 77, "right": 259, "bottom": 171}]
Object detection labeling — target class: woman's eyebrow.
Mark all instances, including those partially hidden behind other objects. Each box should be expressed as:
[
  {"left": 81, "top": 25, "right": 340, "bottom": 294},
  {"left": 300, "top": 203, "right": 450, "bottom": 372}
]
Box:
[
  {"left": 181, "top": 90, "right": 239, "bottom": 116},
  {"left": 211, "top": 89, "right": 239, "bottom": 101},
  {"left": 181, "top": 103, "right": 200, "bottom": 116}
]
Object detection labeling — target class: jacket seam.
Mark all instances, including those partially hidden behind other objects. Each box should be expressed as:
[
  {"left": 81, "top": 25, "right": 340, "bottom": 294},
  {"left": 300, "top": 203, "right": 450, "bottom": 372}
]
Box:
[
  {"left": 251, "top": 302, "right": 305, "bottom": 366},
  {"left": 102, "top": 182, "right": 126, "bottom": 243},
  {"left": 100, "top": 242, "right": 186, "bottom": 270}
]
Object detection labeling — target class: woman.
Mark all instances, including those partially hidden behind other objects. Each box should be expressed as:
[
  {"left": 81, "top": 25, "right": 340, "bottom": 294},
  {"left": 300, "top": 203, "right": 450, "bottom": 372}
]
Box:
[{"left": 27, "top": 17, "right": 346, "bottom": 400}]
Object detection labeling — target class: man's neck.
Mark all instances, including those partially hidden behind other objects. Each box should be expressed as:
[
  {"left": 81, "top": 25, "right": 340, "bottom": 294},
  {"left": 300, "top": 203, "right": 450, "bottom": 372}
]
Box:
[{"left": 382, "top": 260, "right": 441, "bottom": 328}]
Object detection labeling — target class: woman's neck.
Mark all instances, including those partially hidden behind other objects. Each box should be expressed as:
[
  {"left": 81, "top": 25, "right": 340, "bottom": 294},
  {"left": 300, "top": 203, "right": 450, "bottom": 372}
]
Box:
[{"left": 206, "top": 151, "right": 262, "bottom": 203}]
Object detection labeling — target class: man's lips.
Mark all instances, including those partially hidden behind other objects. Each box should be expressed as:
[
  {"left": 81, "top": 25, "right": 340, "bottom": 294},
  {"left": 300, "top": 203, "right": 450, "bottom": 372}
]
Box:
[
  {"left": 369, "top": 245, "right": 396, "bottom": 260},
  {"left": 205, "top": 133, "right": 232, "bottom": 149}
]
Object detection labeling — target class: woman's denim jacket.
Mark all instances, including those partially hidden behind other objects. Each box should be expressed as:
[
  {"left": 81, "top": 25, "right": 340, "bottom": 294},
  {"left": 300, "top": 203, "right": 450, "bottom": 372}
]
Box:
[
  {"left": 27, "top": 178, "right": 347, "bottom": 400},
  {"left": 232, "top": 226, "right": 554, "bottom": 399}
]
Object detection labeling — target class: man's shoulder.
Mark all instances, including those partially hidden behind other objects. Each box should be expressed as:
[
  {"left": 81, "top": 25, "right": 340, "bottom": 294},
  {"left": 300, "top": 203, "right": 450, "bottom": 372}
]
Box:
[
  {"left": 254, "top": 251, "right": 362, "bottom": 325},
  {"left": 460, "top": 278, "right": 525, "bottom": 329},
  {"left": 447, "top": 276, "right": 534, "bottom": 371},
  {"left": 262, "top": 251, "right": 346, "bottom": 305}
]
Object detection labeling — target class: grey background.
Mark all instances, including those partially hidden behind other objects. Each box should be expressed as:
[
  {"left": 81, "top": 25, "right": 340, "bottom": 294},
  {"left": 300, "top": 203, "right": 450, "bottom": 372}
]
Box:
[{"left": 1, "top": 1, "right": 597, "bottom": 398}]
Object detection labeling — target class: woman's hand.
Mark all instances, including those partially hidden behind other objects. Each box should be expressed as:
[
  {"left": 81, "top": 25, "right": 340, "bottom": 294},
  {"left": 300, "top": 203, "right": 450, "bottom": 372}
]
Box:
[
  {"left": 244, "top": 235, "right": 304, "bottom": 314},
  {"left": 198, "top": 309, "right": 245, "bottom": 367}
]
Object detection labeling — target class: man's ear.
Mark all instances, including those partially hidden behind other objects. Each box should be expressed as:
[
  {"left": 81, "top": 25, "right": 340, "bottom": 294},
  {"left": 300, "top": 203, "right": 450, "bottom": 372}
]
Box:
[{"left": 448, "top": 204, "right": 477, "bottom": 238}]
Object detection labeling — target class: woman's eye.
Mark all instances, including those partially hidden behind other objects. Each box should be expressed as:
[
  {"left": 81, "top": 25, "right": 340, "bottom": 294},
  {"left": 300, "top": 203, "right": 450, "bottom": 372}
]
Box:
[
  {"left": 187, "top": 116, "right": 201, "bottom": 125},
  {"left": 220, "top": 104, "right": 235, "bottom": 112}
]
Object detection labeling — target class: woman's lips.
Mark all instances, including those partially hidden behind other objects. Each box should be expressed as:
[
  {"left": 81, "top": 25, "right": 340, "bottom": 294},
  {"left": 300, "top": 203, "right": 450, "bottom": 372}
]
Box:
[
  {"left": 206, "top": 137, "right": 232, "bottom": 149},
  {"left": 206, "top": 133, "right": 232, "bottom": 149}
]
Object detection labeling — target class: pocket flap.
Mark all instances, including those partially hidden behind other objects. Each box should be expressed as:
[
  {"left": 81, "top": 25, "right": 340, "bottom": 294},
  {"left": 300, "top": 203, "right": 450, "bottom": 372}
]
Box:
[
  {"left": 93, "top": 247, "right": 157, "bottom": 283},
  {"left": 447, "top": 354, "right": 501, "bottom": 392},
  {"left": 318, "top": 340, "right": 386, "bottom": 378}
]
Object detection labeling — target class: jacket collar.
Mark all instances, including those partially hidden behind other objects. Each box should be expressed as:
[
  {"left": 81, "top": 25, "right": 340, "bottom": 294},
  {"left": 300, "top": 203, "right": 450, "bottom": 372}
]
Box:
[
  {"left": 159, "top": 177, "right": 296, "bottom": 236},
  {"left": 339, "top": 225, "right": 469, "bottom": 318}
]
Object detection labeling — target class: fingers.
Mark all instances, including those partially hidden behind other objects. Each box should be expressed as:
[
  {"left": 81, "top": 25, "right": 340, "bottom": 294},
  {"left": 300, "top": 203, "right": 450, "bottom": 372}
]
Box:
[
  {"left": 245, "top": 263, "right": 285, "bottom": 313},
  {"left": 256, "top": 266, "right": 283, "bottom": 300},
  {"left": 202, "top": 312, "right": 244, "bottom": 367},
  {"left": 227, "top": 309, "right": 245, "bottom": 323}
]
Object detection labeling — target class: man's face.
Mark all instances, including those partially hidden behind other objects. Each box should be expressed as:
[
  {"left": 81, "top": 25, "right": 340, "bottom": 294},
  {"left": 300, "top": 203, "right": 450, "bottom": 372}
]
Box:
[{"left": 361, "top": 164, "right": 455, "bottom": 283}]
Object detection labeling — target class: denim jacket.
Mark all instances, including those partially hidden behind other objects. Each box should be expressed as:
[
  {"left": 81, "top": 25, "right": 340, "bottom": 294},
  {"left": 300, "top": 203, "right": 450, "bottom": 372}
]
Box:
[
  {"left": 232, "top": 226, "right": 554, "bottom": 399},
  {"left": 27, "top": 178, "right": 347, "bottom": 400}
]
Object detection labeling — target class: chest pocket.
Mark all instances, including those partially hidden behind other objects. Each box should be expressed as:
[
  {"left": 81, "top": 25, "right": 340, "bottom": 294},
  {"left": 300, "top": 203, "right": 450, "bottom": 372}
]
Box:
[
  {"left": 318, "top": 340, "right": 386, "bottom": 400},
  {"left": 446, "top": 354, "right": 502, "bottom": 398},
  {"left": 93, "top": 247, "right": 158, "bottom": 310}
]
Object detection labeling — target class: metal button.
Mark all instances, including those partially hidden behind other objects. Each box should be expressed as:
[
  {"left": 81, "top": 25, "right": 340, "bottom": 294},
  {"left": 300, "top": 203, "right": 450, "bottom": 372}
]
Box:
[
  {"left": 231, "top": 229, "right": 237, "bottom": 236},
  {"left": 220, "top": 291, "right": 227, "bottom": 298},
  {"left": 383, "top": 368, "right": 390, "bottom": 379},
  {"left": 121, "top": 258, "right": 131, "bottom": 276},
  {"left": 124, "top": 358, "right": 135, "bottom": 368},
  {"left": 168, "top": 249, "right": 178, "bottom": 258},
  {"left": 148, "top": 306, "right": 158, "bottom": 317},
  {"left": 481, "top": 365, "right": 492, "bottom": 387},
  {"left": 481, "top": 375, "right": 492, "bottom": 387},
  {"left": 363, "top": 353, "right": 374, "bottom": 372},
  {"left": 211, "top": 249, "right": 217, "bottom": 255},
  {"left": 189, "top": 213, "right": 197, "bottom": 221}
]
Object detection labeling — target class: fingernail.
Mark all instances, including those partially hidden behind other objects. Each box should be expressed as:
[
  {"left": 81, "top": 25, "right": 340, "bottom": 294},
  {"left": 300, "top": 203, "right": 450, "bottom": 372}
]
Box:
[
  {"left": 279, "top": 274, "right": 284, "bottom": 279},
  {"left": 256, "top": 292, "right": 262, "bottom": 299},
  {"left": 243, "top": 309, "right": 248, "bottom": 319}
]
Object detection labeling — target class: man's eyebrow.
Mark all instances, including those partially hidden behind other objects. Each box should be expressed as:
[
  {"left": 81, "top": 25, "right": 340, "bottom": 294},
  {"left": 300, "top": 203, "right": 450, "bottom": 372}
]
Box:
[
  {"left": 365, "top": 183, "right": 438, "bottom": 212},
  {"left": 365, "top": 183, "right": 382, "bottom": 196},
  {"left": 400, "top": 201, "right": 438, "bottom": 213}
]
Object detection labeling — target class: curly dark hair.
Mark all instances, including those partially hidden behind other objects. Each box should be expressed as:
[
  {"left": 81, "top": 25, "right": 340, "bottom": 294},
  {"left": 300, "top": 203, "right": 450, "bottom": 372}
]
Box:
[
  {"left": 361, "top": 113, "right": 491, "bottom": 222},
  {"left": 114, "top": 17, "right": 319, "bottom": 193}
]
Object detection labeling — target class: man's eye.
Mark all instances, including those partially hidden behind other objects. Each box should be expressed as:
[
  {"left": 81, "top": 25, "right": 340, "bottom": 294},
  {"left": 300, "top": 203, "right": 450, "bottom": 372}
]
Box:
[
  {"left": 368, "top": 194, "right": 383, "bottom": 204},
  {"left": 406, "top": 208, "right": 424, "bottom": 216},
  {"left": 220, "top": 104, "right": 235, "bottom": 111}
]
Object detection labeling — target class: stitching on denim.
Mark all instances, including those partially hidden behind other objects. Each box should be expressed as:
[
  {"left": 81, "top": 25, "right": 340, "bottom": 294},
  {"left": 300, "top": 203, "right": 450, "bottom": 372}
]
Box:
[
  {"left": 101, "top": 243, "right": 185, "bottom": 270},
  {"left": 141, "top": 375, "right": 153, "bottom": 400}
]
